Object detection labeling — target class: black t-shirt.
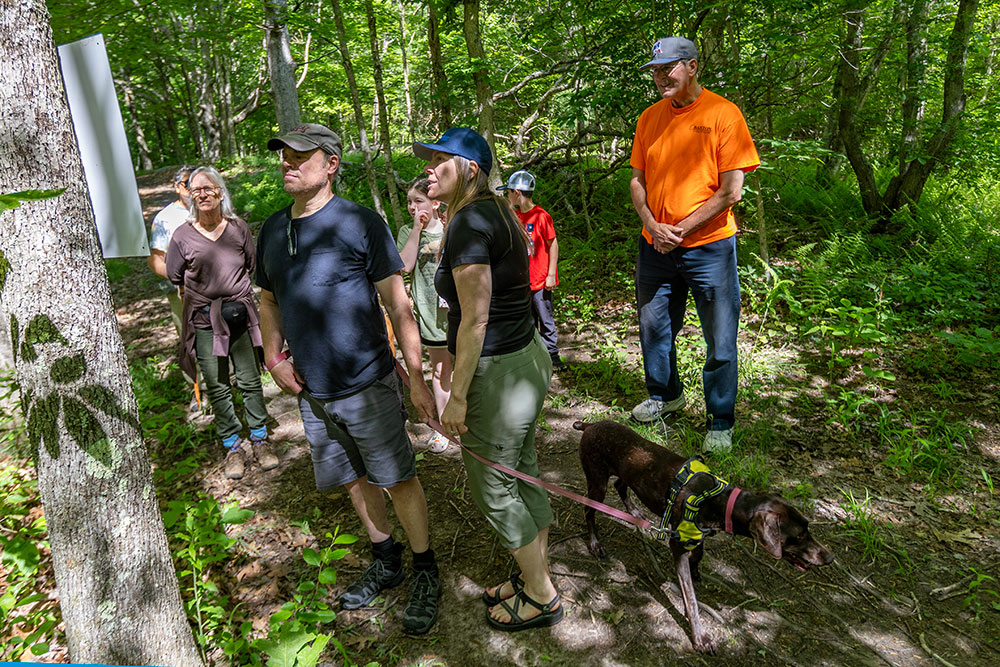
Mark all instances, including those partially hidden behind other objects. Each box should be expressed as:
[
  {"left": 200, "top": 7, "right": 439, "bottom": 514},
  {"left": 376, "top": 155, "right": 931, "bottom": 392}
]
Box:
[
  {"left": 434, "top": 198, "right": 535, "bottom": 356},
  {"left": 256, "top": 196, "right": 403, "bottom": 399}
]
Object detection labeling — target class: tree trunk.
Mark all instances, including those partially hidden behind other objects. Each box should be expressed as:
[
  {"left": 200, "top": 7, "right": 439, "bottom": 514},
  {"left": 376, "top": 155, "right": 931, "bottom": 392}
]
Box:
[
  {"left": 427, "top": 3, "right": 451, "bottom": 132},
  {"left": 898, "top": 0, "right": 929, "bottom": 170},
  {"left": 838, "top": 0, "right": 978, "bottom": 229},
  {"left": 264, "top": 0, "right": 302, "bottom": 133},
  {"left": 0, "top": 2, "right": 202, "bottom": 665},
  {"left": 366, "top": 2, "right": 404, "bottom": 230},
  {"left": 329, "top": 0, "right": 385, "bottom": 219},
  {"left": 196, "top": 38, "right": 221, "bottom": 162},
  {"left": 398, "top": 0, "right": 415, "bottom": 143},
  {"left": 462, "top": 0, "right": 500, "bottom": 188},
  {"left": 120, "top": 67, "right": 153, "bottom": 170}
]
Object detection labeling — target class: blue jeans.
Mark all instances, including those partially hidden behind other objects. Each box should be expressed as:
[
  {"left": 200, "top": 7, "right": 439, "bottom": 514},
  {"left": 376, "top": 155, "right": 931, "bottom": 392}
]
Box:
[{"left": 635, "top": 236, "right": 740, "bottom": 430}]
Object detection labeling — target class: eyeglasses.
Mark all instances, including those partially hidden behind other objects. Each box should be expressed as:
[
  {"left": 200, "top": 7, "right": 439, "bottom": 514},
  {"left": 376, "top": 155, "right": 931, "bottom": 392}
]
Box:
[
  {"left": 286, "top": 220, "right": 297, "bottom": 257},
  {"left": 190, "top": 187, "right": 219, "bottom": 197},
  {"left": 650, "top": 60, "right": 686, "bottom": 77}
]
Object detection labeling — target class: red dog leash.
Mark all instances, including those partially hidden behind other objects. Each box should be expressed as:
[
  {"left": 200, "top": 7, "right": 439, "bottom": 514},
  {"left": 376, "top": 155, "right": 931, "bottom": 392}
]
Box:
[{"left": 395, "top": 361, "right": 744, "bottom": 538}]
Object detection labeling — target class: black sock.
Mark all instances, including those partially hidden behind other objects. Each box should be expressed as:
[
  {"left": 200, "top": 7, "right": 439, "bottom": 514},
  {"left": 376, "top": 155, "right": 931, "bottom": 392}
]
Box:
[
  {"left": 372, "top": 536, "right": 399, "bottom": 564},
  {"left": 412, "top": 547, "right": 437, "bottom": 572}
]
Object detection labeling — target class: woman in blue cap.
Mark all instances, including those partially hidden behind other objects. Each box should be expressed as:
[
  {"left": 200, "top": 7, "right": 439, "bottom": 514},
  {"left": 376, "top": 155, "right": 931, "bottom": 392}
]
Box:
[{"left": 413, "top": 127, "right": 562, "bottom": 631}]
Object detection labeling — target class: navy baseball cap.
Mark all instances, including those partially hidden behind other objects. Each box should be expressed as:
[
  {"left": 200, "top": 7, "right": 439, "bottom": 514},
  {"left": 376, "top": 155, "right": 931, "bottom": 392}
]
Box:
[
  {"left": 413, "top": 127, "right": 493, "bottom": 175},
  {"left": 639, "top": 36, "right": 699, "bottom": 70}
]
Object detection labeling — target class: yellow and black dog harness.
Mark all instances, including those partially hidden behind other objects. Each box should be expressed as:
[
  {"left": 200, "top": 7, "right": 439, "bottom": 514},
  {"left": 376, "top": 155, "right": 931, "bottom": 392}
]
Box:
[{"left": 655, "top": 456, "right": 732, "bottom": 550}]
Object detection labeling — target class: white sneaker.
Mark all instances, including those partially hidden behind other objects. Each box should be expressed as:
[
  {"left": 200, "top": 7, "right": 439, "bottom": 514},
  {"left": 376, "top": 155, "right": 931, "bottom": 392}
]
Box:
[
  {"left": 631, "top": 395, "right": 686, "bottom": 422},
  {"left": 427, "top": 432, "right": 451, "bottom": 454},
  {"left": 703, "top": 429, "right": 733, "bottom": 453}
]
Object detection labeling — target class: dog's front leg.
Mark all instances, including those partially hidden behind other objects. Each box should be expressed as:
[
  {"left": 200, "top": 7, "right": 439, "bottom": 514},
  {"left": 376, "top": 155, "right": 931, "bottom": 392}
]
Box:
[{"left": 675, "top": 549, "right": 716, "bottom": 654}]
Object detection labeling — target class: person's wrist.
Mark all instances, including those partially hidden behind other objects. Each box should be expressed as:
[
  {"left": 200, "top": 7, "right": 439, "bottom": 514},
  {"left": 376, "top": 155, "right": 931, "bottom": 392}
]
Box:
[{"left": 265, "top": 350, "right": 290, "bottom": 371}]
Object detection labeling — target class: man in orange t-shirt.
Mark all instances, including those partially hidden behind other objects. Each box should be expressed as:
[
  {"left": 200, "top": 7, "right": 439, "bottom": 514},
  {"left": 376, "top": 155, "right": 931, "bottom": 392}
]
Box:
[{"left": 629, "top": 36, "right": 759, "bottom": 453}]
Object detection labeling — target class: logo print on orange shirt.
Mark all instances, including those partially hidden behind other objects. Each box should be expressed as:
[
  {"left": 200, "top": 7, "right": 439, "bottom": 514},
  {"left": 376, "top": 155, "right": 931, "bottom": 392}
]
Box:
[{"left": 691, "top": 125, "right": 711, "bottom": 134}]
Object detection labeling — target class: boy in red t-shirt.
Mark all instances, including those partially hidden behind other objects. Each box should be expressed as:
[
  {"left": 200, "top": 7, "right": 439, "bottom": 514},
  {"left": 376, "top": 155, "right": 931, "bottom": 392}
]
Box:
[{"left": 502, "top": 170, "right": 565, "bottom": 370}]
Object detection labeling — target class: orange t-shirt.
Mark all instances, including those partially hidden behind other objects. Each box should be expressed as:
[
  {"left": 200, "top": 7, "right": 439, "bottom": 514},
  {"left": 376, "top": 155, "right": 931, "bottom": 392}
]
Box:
[{"left": 630, "top": 89, "right": 759, "bottom": 248}]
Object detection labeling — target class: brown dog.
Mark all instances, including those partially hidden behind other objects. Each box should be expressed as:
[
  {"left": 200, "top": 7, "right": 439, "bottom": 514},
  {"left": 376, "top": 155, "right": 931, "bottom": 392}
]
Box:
[{"left": 575, "top": 420, "right": 833, "bottom": 653}]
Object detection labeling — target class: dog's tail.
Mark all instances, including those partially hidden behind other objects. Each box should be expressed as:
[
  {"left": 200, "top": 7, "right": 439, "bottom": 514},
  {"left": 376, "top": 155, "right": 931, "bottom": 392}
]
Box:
[{"left": 572, "top": 421, "right": 590, "bottom": 432}]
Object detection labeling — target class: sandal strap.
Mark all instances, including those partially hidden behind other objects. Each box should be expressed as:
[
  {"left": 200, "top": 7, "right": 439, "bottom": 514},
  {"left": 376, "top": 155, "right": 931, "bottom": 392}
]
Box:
[{"left": 499, "top": 589, "right": 560, "bottom": 622}]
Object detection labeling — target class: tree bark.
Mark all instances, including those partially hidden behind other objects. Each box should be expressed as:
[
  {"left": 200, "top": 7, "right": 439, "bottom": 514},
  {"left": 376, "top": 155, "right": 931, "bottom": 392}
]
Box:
[
  {"left": 0, "top": 2, "right": 202, "bottom": 664},
  {"left": 120, "top": 67, "right": 154, "bottom": 170},
  {"left": 196, "top": 38, "right": 221, "bottom": 162},
  {"left": 462, "top": 0, "right": 500, "bottom": 188},
  {"left": 329, "top": 0, "right": 385, "bottom": 219},
  {"left": 398, "top": 0, "right": 415, "bottom": 143},
  {"left": 264, "top": 0, "right": 302, "bottom": 133},
  {"left": 366, "top": 2, "right": 404, "bottom": 230},
  {"left": 427, "top": 2, "right": 451, "bottom": 132}
]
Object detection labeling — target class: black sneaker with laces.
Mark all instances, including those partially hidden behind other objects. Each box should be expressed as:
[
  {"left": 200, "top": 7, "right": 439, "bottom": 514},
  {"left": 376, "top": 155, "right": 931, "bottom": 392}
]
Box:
[
  {"left": 402, "top": 568, "right": 440, "bottom": 635},
  {"left": 338, "top": 549, "right": 405, "bottom": 610}
]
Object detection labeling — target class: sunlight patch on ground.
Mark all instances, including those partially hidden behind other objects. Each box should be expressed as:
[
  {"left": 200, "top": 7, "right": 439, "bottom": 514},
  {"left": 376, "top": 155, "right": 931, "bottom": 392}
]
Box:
[{"left": 847, "top": 625, "right": 929, "bottom": 665}]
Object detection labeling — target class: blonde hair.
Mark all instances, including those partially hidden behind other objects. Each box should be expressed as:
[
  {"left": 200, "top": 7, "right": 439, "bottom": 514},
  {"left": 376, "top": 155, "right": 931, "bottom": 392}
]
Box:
[{"left": 446, "top": 155, "right": 530, "bottom": 247}]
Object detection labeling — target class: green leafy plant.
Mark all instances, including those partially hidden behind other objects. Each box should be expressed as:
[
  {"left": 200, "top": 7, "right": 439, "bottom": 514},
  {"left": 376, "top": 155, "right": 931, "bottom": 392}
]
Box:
[
  {"left": 241, "top": 529, "right": 360, "bottom": 667},
  {"left": 162, "top": 494, "right": 254, "bottom": 664},
  {"left": 839, "top": 488, "right": 885, "bottom": 563},
  {"left": 0, "top": 464, "right": 59, "bottom": 659},
  {"left": 963, "top": 569, "right": 1000, "bottom": 622}
]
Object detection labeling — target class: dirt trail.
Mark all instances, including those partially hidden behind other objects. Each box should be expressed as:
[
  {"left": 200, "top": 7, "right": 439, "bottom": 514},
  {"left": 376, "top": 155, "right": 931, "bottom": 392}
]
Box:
[{"left": 119, "top": 170, "right": 998, "bottom": 667}]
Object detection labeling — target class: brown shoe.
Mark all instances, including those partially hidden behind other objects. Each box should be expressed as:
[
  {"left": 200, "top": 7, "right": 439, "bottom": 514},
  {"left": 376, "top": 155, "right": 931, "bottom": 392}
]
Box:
[
  {"left": 224, "top": 441, "right": 247, "bottom": 479},
  {"left": 251, "top": 437, "right": 279, "bottom": 471}
]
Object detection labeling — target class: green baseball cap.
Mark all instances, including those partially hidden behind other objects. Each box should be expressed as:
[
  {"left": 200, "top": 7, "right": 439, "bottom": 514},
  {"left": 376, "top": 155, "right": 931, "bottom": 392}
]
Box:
[{"left": 268, "top": 123, "right": 342, "bottom": 157}]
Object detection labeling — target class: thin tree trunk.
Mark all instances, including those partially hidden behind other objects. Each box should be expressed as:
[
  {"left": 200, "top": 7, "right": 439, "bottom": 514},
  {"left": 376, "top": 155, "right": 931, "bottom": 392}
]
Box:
[
  {"left": 462, "top": 0, "right": 499, "bottom": 188},
  {"left": 0, "top": 2, "right": 202, "bottom": 664},
  {"left": 120, "top": 67, "right": 153, "bottom": 170},
  {"left": 366, "top": 2, "right": 404, "bottom": 230},
  {"left": 329, "top": 0, "right": 385, "bottom": 219},
  {"left": 196, "top": 39, "right": 221, "bottom": 161},
  {"left": 427, "top": 2, "right": 451, "bottom": 132},
  {"left": 899, "top": 0, "right": 929, "bottom": 170},
  {"left": 264, "top": 0, "right": 302, "bottom": 133},
  {"left": 398, "top": 0, "right": 415, "bottom": 143}
]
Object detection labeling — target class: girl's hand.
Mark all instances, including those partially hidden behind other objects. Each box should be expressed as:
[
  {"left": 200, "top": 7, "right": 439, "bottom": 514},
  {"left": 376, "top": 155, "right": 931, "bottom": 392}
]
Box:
[{"left": 416, "top": 209, "right": 431, "bottom": 229}]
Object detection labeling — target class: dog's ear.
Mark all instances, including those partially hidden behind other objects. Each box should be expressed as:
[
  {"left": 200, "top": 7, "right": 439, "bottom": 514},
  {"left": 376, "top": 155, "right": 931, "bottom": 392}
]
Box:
[{"left": 749, "top": 510, "right": 783, "bottom": 559}]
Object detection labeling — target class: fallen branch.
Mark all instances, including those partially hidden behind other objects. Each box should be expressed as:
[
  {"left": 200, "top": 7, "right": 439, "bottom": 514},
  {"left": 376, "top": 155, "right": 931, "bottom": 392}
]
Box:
[{"left": 920, "top": 632, "right": 960, "bottom": 667}]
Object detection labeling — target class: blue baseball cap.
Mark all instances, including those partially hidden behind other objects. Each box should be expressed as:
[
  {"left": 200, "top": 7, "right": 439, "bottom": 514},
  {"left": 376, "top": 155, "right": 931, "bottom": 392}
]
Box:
[
  {"left": 640, "top": 36, "right": 699, "bottom": 70},
  {"left": 413, "top": 127, "right": 493, "bottom": 176}
]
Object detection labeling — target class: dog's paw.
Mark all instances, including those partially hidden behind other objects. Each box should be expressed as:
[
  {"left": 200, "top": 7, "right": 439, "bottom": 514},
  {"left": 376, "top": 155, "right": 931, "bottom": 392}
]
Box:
[
  {"left": 587, "top": 539, "right": 607, "bottom": 559},
  {"left": 693, "top": 633, "right": 717, "bottom": 654}
]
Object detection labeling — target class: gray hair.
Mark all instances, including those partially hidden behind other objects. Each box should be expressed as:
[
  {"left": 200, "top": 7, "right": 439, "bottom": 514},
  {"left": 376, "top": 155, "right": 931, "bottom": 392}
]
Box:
[
  {"left": 173, "top": 166, "right": 192, "bottom": 185},
  {"left": 186, "top": 166, "right": 239, "bottom": 222}
]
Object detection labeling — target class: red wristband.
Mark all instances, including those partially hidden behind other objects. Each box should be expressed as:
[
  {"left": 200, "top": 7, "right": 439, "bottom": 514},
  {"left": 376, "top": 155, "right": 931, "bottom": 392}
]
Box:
[{"left": 265, "top": 350, "right": 290, "bottom": 371}]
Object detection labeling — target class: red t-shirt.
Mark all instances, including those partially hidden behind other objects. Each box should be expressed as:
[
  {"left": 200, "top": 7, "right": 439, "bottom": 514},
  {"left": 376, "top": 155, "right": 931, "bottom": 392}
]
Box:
[
  {"left": 631, "top": 88, "right": 760, "bottom": 248},
  {"left": 517, "top": 205, "right": 558, "bottom": 291}
]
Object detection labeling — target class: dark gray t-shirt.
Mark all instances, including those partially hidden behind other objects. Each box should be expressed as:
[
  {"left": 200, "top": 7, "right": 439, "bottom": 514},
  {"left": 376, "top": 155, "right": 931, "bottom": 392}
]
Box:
[
  {"left": 256, "top": 196, "right": 403, "bottom": 399},
  {"left": 434, "top": 198, "right": 534, "bottom": 356}
]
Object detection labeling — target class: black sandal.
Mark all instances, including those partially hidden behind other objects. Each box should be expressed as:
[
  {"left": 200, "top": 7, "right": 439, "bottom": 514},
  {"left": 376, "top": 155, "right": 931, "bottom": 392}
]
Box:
[
  {"left": 481, "top": 571, "right": 523, "bottom": 606},
  {"left": 486, "top": 589, "right": 564, "bottom": 632}
]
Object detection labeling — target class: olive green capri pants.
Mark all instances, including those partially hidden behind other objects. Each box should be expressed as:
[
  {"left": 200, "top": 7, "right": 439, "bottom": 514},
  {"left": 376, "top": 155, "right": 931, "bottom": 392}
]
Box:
[{"left": 461, "top": 332, "right": 554, "bottom": 550}]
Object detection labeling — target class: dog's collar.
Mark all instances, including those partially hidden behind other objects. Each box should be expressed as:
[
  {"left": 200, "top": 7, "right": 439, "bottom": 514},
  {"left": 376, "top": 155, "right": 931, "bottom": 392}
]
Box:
[
  {"left": 724, "top": 487, "right": 743, "bottom": 534},
  {"left": 657, "top": 456, "right": 733, "bottom": 549}
]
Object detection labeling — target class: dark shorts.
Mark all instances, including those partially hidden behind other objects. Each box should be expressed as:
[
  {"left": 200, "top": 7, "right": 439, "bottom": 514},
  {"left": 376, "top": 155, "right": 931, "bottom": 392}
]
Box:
[
  {"left": 420, "top": 334, "right": 448, "bottom": 349},
  {"left": 298, "top": 371, "right": 416, "bottom": 491}
]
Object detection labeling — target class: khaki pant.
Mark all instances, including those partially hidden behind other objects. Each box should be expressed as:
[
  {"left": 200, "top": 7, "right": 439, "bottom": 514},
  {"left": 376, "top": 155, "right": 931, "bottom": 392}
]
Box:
[{"left": 460, "top": 333, "right": 553, "bottom": 549}]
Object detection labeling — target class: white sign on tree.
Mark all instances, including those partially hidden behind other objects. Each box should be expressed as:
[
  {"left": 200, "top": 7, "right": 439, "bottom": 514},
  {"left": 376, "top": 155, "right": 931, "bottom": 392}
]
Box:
[{"left": 57, "top": 33, "right": 148, "bottom": 258}]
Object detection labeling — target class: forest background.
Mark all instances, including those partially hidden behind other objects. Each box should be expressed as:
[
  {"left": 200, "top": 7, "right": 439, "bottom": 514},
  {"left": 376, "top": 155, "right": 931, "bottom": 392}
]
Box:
[{"left": 2, "top": 0, "right": 1000, "bottom": 665}]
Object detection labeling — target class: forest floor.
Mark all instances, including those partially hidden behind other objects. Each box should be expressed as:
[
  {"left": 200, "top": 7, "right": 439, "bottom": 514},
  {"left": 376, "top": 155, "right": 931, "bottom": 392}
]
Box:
[{"left": 101, "top": 170, "right": 1000, "bottom": 666}]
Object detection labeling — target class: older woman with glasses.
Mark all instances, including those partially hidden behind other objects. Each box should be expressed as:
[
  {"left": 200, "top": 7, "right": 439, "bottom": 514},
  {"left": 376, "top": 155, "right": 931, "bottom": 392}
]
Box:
[{"left": 166, "top": 166, "right": 278, "bottom": 480}]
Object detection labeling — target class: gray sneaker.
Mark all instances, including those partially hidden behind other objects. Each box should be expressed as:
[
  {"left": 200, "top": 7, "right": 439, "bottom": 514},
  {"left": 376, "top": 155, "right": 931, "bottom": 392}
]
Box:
[
  {"left": 223, "top": 441, "right": 248, "bottom": 479},
  {"left": 703, "top": 428, "right": 733, "bottom": 453},
  {"left": 631, "top": 395, "right": 686, "bottom": 422},
  {"left": 402, "top": 568, "right": 440, "bottom": 635}
]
